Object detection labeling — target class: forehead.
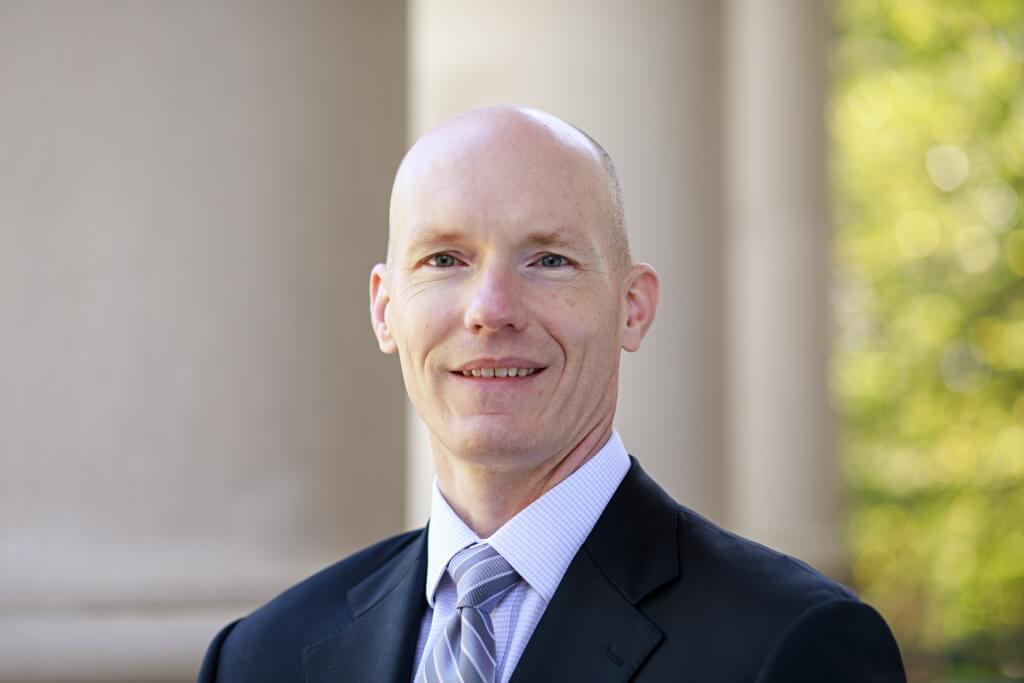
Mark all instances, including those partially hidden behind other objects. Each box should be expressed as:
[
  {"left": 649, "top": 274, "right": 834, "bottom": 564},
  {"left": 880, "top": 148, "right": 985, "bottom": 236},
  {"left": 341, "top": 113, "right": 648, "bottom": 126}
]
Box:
[{"left": 389, "top": 114, "right": 614, "bottom": 256}]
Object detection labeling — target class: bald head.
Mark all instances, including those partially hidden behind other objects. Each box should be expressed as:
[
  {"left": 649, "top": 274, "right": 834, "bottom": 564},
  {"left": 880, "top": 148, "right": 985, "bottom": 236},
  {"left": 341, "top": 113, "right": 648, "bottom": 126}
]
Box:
[{"left": 387, "top": 105, "right": 630, "bottom": 274}]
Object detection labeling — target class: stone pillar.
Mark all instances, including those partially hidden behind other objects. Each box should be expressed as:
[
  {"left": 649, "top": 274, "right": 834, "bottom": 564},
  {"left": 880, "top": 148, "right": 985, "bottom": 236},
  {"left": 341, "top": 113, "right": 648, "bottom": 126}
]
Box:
[
  {"left": 0, "top": 2, "right": 407, "bottom": 679},
  {"left": 724, "top": 0, "right": 843, "bottom": 575},
  {"left": 406, "top": 0, "right": 727, "bottom": 526}
]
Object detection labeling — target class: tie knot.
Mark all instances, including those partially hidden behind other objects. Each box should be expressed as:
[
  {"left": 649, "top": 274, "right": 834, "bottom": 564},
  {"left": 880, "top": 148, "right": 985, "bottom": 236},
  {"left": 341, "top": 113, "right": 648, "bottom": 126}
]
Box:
[{"left": 447, "top": 543, "right": 519, "bottom": 610}]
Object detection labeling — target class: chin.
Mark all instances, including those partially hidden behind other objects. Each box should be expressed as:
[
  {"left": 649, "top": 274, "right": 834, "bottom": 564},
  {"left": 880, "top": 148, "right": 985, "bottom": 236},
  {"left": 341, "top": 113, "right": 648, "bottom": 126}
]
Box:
[{"left": 442, "top": 418, "right": 542, "bottom": 465}]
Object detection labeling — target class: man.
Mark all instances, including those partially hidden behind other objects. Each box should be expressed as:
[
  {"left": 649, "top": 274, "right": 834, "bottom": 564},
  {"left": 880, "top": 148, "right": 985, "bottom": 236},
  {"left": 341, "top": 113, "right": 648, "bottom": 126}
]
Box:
[{"left": 199, "top": 105, "right": 906, "bottom": 682}]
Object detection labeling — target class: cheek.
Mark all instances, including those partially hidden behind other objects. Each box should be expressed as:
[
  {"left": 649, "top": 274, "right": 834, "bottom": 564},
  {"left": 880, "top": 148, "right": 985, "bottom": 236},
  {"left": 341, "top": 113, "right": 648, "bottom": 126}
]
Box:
[
  {"left": 545, "top": 288, "right": 620, "bottom": 338},
  {"left": 393, "top": 290, "right": 459, "bottom": 363},
  {"left": 558, "top": 304, "right": 623, "bottom": 379},
  {"left": 537, "top": 287, "right": 589, "bottom": 326}
]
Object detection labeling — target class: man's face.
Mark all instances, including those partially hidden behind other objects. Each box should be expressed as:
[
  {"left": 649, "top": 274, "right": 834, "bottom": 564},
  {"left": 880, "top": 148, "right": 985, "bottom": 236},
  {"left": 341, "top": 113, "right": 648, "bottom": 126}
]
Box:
[{"left": 373, "top": 116, "right": 632, "bottom": 470}]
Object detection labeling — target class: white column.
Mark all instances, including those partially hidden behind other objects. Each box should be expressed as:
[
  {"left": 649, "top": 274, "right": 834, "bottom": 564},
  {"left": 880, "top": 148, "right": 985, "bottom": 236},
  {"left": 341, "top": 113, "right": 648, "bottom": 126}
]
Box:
[
  {"left": 407, "top": 0, "right": 728, "bottom": 524},
  {"left": 0, "top": 2, "right": 407, "bottom": 679},
  {"left": 724, "top": 0, "right": 843, "bottom": 575}
]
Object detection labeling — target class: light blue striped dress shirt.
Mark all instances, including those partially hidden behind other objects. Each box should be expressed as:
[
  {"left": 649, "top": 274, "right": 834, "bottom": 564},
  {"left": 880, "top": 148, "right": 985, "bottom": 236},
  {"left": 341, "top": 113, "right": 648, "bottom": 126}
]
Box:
[{"left": 411, "top": 430, "right": 631, "bottom": 683}]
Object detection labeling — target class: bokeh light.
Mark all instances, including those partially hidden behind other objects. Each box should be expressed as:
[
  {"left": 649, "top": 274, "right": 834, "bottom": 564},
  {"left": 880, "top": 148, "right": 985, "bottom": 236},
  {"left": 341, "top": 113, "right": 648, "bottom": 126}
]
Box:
[{"left": 832, "top": 0, "right": 1024, "bottom": 679}]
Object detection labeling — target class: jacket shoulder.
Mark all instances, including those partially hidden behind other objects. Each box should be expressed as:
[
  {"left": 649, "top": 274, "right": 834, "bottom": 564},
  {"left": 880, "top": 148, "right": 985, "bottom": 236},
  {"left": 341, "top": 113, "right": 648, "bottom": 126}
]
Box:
[
  {"left": 198, "top": 529, "right": 424, "bottom": 682},
  {"left": 645, "top": 500, "right": 901, "bottom": 680},
  {"left": 619, "top": 460, "right": 855, "bottom": 612},
  {"left": 615, "top": 462, "right": 901, "bottom": 679},
  {"left": 755, "top": 598, "right": 906, "bottom": 682},
  {"left": 676, "top": 504, "right": 856, "bottom": 608}
]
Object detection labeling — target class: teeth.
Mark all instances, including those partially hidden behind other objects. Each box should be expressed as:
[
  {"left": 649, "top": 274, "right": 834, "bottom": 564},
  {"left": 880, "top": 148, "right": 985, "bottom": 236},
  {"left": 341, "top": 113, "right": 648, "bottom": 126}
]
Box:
[{"left": 460, "top": 367, "right": 537, "bottom": 377}]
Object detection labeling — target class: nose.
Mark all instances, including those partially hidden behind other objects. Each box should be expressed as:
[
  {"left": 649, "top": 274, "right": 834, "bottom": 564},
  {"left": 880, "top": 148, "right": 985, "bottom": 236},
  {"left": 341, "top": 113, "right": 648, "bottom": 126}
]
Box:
[{"left": 463, "top": 261, "right": 528, "bottom": 333}]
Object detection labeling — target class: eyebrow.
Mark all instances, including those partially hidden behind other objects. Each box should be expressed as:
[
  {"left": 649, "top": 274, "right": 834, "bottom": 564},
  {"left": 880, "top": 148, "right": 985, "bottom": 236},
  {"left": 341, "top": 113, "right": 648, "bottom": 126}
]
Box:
[
  {"left": 403, "top": 227, "right": 465, "bottom": 253},
  {"left": 524, "top": 227, "right": 590, "bottom": 250},
  {"left": 404, "top": 225, "right": 593, "bottom": 254}
]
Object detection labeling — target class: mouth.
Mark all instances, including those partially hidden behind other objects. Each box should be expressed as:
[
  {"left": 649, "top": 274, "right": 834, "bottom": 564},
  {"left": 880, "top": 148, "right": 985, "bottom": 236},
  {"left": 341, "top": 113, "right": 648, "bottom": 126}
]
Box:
[
  {"left": 456, "top": 366, "right": 541, "bottom": 378},
  {"left": 451, "top": 359, "right": 547, "bottom": 379}
]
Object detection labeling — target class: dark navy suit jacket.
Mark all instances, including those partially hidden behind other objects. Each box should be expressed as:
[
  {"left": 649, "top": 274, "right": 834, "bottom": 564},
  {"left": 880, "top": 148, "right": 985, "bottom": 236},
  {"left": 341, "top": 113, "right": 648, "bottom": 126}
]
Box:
[{"left": 198, "top": 458, "right": 906, "bottom": 682}]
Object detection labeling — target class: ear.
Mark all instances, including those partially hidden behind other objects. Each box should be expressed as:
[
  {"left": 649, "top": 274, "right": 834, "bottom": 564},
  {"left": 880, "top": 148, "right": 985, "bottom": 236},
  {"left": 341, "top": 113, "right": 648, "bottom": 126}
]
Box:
[
  {"left": 621, "top": 263, "right": 659, "bottom": 352},
  {"left": 369, "top": 263, "right": 397, "bottom": 354}
]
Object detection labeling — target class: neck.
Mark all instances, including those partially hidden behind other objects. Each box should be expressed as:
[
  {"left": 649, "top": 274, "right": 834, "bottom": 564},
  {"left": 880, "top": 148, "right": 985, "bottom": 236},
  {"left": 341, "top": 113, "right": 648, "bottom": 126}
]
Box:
[{"left": 432, "top": 417, "right": 615, "bottom": 537}]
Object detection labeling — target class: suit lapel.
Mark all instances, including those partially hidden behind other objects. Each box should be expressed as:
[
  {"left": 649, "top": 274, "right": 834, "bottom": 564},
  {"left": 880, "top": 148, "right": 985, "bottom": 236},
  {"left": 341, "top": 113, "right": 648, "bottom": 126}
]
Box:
[
  {"left": 509, "top": 460, "right": 680, "bottom": 683},
  {"left": 508, "top": 548, "right": 663, "bottom": 682},
  {"left": 302, "top": 530, "right": 428, "bottom": 683}
]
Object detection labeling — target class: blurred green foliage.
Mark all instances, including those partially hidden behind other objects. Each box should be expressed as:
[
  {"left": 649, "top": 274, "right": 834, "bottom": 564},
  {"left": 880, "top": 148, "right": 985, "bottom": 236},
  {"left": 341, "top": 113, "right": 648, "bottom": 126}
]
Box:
[{"left": 832, "top": 0, "right": 1024, "bottom": 679}]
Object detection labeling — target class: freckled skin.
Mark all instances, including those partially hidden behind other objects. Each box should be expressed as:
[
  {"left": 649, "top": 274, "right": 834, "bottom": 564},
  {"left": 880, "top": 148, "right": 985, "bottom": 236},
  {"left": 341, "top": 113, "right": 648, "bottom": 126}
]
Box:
[{"left": 370, "top": 105, "right": 658, "bottom": 535}]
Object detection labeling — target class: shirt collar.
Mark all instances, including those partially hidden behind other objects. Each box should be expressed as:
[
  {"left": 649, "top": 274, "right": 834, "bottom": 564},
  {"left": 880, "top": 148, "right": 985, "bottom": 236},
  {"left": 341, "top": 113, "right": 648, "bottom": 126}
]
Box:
[{"left": 424, "top": 429, "right": 631, "bottom": 606}]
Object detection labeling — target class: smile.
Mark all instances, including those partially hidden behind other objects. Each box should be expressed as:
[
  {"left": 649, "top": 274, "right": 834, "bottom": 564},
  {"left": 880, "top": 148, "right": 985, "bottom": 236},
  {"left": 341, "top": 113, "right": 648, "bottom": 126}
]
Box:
[{"left": 459, "top": 367, "right": 538, "bottom": 378}]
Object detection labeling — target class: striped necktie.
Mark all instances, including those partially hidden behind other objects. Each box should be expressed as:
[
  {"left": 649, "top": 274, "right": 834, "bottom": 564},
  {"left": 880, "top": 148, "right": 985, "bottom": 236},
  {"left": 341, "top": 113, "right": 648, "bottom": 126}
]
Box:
[{"left": 419, "top": 543, "right": 520, "bottom": 683}]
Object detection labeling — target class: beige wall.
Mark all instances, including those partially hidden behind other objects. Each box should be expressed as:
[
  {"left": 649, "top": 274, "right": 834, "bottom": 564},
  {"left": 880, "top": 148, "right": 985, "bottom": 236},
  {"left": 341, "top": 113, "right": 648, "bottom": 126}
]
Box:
[
  {"left": 0, "top": 2, "right": 406, "bottom": 680},
  {"left": 724, "top": 0, "right": 842, "bottom": 574}
]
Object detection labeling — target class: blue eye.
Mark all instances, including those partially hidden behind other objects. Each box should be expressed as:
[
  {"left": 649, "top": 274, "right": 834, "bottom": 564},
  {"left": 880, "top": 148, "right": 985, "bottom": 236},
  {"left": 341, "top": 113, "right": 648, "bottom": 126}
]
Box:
[
  {"left": 538, "top": 254, "right": 569, "bottom": 267},
  {"left": 429, "top": 253, "right": 457, "bottom": 267}
]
